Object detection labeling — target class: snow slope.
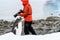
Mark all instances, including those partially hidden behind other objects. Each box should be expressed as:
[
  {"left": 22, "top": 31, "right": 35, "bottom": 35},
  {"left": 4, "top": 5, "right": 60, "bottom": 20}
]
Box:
[{"left": 0, "top": 32, "right": 60, "bottom": 40}]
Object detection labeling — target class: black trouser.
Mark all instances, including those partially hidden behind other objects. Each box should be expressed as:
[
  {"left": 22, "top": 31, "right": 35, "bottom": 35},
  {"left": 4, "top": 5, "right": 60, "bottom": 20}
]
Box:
[{"left": 24, "top": 21, "right": 36, "bottom": 35}]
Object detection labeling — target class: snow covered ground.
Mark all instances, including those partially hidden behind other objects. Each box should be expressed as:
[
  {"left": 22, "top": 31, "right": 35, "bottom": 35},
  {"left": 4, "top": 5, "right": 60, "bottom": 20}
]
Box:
[{"left": 0, "top": 32, "right": 60, "bottom": 40}]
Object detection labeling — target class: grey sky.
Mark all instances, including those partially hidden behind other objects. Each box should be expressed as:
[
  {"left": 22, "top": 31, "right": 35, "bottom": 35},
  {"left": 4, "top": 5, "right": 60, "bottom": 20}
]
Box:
[{"left": 0, "top": 0, "right": 49, "bottom": 21}]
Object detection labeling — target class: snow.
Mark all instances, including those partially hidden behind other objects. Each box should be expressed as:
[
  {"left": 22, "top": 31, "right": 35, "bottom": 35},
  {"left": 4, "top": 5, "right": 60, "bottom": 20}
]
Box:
[{"left": 0, "top": 32, "right": 60, "bottom": 40}]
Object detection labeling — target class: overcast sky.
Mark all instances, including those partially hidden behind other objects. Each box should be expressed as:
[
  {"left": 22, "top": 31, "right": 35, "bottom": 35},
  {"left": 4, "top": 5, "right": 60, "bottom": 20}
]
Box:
[{"left": 0, "top": 0, "right": 60, "bottom": 21}]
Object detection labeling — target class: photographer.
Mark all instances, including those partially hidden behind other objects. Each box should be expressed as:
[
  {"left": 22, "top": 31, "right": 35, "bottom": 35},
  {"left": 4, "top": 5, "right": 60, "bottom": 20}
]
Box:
[{"left": 15, "top": 0, "right": 36, "bottom": 35}]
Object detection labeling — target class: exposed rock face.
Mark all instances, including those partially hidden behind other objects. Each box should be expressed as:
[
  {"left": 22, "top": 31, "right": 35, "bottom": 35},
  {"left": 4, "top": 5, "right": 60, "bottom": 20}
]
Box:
[
  {"left": 0, "top": 20, "right": 13, "bottom": 35},
  {"left": 0, "top": 16, "right": 60, "bottom": 35},
  {"left": 32, "top": 16, "right": 60, "bottom": 35}
]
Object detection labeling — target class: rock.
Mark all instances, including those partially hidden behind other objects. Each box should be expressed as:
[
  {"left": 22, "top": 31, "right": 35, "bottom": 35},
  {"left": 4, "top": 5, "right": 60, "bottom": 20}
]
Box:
[{"left": 0, "top": 16, "right": 60, "bottom": 35}]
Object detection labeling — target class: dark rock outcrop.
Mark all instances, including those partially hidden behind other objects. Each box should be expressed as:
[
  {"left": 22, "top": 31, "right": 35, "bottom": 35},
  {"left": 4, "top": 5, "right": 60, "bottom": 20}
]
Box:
[{"left": 0, "top": 16, "right": 60, "bottom": 35}]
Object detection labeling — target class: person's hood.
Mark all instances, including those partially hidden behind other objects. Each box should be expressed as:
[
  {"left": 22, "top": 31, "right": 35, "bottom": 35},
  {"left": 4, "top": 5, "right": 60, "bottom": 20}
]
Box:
[{"left": 21, "top": 0, "right": 29, "bottom": 6}]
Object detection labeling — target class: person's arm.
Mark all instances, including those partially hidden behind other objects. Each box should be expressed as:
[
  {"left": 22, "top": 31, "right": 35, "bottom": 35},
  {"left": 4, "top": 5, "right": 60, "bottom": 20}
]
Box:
[{"left": 18, "top": 6, "right": 29, "bottom": 17}]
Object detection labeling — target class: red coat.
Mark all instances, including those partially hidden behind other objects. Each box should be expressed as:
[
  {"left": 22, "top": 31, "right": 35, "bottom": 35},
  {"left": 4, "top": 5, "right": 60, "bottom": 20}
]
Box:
[{"left": 18, "top": 4, "right": 32, "bottom": 22}]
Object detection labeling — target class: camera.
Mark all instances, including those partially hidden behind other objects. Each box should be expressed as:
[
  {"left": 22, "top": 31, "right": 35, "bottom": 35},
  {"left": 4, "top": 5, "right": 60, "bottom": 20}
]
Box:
[{"left": 14, "top": 10, "right": 23, "bottom": 17}]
